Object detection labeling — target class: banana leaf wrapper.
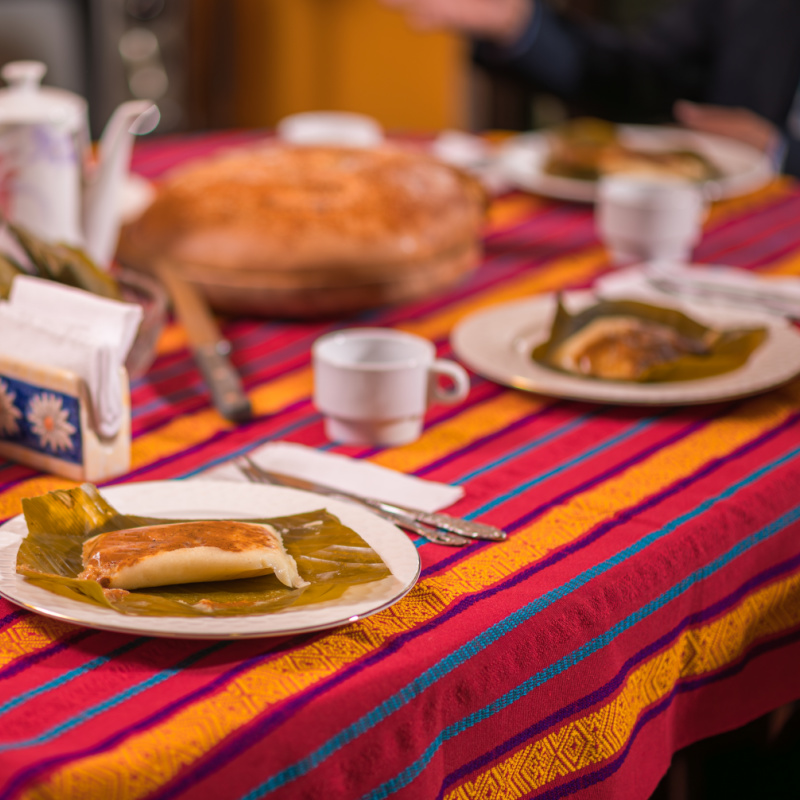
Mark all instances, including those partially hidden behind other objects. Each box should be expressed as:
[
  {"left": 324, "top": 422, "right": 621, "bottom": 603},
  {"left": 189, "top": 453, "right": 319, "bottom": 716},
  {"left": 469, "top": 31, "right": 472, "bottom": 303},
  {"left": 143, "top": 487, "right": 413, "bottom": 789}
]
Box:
[
  {"left": 6, "top": 222, "right": 122, "bottom": 300},
  {"left": 0, "top": 252, "right": 24, "bottom": 299},
  {"left": 16, "top": 484, "right": 392, "bottom": 617},
  {"left": 532, "top": 296, "right": 767, "bottom": 382}
]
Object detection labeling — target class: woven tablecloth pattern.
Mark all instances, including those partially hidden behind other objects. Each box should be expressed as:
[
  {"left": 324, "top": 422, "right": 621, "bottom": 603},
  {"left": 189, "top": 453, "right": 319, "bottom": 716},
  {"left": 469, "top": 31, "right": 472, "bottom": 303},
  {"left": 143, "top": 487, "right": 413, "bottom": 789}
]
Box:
[{"left": 1, "top": 132, "right": 799, "bottom": 800}]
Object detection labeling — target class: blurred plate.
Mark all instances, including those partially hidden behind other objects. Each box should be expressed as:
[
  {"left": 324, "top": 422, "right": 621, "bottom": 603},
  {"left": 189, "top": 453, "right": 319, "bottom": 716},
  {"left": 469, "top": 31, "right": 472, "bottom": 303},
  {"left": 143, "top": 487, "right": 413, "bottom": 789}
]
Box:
[
  {"left": 451, "top": 291, "right": 800, "bottom": 405},
  {"left": 0, "top": 480, "right": 421, "bottom": 639},
  {"left": 498, "top": 125, "right": 774, "bottom": 203}
]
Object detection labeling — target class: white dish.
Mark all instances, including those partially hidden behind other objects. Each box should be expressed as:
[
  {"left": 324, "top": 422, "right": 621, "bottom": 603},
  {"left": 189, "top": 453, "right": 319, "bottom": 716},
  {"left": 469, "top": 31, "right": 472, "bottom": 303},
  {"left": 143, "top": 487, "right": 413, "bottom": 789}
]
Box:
[
  {"left": 497, "top": 125, "right": 774, "bottom": 203},
  {"left": 276, "top": 111, "right": 384, "bottom": 148},
  {"left": 450, "top": 291, "right": 800, "bottom": 405},
  {"left": 0, "top": 480, "right": 420, "bottom": 639}
]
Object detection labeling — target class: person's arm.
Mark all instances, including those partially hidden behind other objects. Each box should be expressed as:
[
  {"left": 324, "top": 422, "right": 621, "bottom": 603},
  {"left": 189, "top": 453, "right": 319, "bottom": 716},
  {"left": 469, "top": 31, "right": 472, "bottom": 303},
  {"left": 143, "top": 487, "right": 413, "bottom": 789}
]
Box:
[{"left": 475, "top": 0, "right": 717, "bottom": 122}]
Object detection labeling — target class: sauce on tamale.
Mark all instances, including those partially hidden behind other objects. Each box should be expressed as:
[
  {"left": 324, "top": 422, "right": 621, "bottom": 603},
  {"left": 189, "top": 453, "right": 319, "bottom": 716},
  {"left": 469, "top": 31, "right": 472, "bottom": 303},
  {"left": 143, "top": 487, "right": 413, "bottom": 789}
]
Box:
[{"left": 79, "top": 520, "right": 307, "bottom": 591}]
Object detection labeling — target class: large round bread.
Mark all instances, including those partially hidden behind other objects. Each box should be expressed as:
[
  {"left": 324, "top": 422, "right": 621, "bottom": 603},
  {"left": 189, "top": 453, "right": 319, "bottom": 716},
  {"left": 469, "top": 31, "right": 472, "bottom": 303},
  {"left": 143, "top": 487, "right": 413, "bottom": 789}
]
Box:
[{"left": 117, "top": 143, "right": 487, "bottom": 316}]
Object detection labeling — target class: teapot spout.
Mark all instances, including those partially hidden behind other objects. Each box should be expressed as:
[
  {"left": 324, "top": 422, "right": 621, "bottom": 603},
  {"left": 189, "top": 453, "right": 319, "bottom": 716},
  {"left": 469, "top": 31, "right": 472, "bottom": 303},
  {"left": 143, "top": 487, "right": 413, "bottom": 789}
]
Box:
[{"left": 84, "top": 100, "right": 160, "bottom": 268}]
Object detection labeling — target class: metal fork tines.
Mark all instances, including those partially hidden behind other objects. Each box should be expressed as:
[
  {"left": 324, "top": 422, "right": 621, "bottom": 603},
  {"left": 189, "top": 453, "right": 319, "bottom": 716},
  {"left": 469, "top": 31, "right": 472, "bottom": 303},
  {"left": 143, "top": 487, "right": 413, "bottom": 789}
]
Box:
[{"left": 236, "top": 459, "right": 469, "bottom": 547}]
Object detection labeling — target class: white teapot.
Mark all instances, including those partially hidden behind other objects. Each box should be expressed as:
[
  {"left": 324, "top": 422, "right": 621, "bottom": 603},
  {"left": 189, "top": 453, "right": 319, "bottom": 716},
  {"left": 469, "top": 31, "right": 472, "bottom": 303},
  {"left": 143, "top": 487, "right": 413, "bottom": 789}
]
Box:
[{"left": 0, "top": 60, "right": 159, "bottom": 268}]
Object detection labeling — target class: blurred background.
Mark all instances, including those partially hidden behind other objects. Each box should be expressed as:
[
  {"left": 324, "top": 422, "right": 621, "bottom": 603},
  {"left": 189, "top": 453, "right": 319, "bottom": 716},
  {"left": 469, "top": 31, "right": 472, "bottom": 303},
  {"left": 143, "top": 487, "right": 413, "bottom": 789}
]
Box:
[{"left": 0, "top": 0, "right": 671, "bottom": 138}]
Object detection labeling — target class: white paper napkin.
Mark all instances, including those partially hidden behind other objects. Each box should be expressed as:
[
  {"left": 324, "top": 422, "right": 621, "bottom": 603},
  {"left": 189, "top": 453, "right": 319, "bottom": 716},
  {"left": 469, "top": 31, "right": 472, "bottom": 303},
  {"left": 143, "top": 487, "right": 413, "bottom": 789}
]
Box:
[
  {"left": 202, "top": 441, "right": 464, "bottom": 512},
  {"left": 596, "top": 261, "right": 800, "bottom": 318},
  {"left": 0, "top": 275, "right": 143, "bottom": 437}
]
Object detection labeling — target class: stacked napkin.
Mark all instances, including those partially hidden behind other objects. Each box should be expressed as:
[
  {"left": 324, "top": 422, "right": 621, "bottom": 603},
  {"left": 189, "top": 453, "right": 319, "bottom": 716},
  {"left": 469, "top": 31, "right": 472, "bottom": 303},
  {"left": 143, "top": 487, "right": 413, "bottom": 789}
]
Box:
[
  {"left": 203, "top": 441, "right": 464, "bottom": 512},
  {"left": 0, "top": 276, "right": 142, "bottom": 438},
  {"left": 597, "top": 261, "right": 800, "bottom": 319}
]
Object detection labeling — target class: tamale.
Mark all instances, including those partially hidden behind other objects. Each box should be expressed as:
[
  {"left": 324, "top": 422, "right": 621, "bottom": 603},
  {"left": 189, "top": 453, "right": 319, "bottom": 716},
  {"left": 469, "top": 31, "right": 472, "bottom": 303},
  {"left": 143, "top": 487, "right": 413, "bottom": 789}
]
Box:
[
  {"left": 16, "top": 484, "right": 391, "bottom": 617},
  {"left": 533, "top": 296, "right": 767, "bottom": 382}
]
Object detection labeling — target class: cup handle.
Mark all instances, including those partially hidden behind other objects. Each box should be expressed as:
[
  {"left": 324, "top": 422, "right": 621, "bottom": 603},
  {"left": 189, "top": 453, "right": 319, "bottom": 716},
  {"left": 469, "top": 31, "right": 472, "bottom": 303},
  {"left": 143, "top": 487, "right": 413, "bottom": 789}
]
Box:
[{"left": 428, "top": 359, "right": 470, "bottom": 405}]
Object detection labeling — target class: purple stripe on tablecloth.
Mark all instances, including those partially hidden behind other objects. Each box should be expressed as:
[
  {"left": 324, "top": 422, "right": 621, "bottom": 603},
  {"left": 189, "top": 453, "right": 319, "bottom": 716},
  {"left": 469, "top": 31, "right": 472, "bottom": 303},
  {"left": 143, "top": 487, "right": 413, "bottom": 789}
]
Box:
[
  {"left": 703, "top": 213, "right": 800, "bottom": 266},
  {"left": 439, "top": 549, "right": 800, "bottom": 792},
  {"left": 0, "top": 630, "right": 92, "bottom": 682},
  {"left": 528, "top": 623, "right": 800, "bottom": 800},
  {"left": 141, "top": 415, "right": 800, "bottom": 800},
  {"left": 699, "top": 192, "right": 800, "bottom": 252},
  {"left": 130, "top": 130, "right": 265, "bottom": 179},
  {"left": 697, "top": 197, "right": 800, "bottom": 260},
  {"left": 0, "top": 609, "right": 24, "bottom": 630},
  {"left": 6, "top": 419, "right": 795, "bottom": 800},
  {"left": 412, "top": 403, "right": 595, "bottom": 477},
  {"left": 1, "top": 631, "right": 320, "bottom": 799},
  {"left": 422, "top": 408, "right": 714, "bottom": 578}
]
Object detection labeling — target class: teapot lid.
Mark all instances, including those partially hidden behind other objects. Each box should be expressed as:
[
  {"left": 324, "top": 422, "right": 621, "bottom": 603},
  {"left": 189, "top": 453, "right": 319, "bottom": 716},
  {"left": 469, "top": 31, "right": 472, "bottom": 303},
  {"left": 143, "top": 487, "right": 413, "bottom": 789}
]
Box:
[{"left": 0, "top": 61, "right": 86, "bottom": 129}]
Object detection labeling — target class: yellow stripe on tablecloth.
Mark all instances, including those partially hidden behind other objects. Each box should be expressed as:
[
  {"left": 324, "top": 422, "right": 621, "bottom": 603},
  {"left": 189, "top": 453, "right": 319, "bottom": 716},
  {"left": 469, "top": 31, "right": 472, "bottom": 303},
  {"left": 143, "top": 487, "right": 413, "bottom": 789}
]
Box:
[
  {"left": 402, "top": 246, "right": 609, "bottom": 344},
  {"left": 446, "top": 569, "right": 800, "bottom": 800},
  {"left": 0, "top": 478, "right": 79, "bottom": 522},
  {"left": 153, "top": 321, "right": 186, "bottom": 357},
  {"left": 0, "top": 615, "right": 80, "bottom": 669},
  {"left": 704, "top": 177, "right": 792, "bottom": 226},
  {"left": 0, "top": 369, "right": 315, "bottom": 520},
  {"left": 25, "top": 384, "right": 800, "bottom": 800},
  {"left": 485, "top": 194, "right": 548, "bottom": 231},
  {"left": 372, "top": 392, "right": 547, "bottom": 474}
]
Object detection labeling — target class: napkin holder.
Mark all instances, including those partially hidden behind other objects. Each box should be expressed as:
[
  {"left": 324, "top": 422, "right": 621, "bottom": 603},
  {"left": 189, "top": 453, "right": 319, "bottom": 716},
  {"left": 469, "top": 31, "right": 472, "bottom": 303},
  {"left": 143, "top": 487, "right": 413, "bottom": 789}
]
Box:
[{"left": 0, "top": 353, "right": 131, "bottom": 482}]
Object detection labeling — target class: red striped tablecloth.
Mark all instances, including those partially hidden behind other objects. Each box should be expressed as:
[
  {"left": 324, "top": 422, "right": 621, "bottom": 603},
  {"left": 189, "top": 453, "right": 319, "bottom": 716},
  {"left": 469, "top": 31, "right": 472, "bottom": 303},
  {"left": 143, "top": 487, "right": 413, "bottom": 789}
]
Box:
[{"left": 0, "top": 132, "right": 799, "bottom": 800}]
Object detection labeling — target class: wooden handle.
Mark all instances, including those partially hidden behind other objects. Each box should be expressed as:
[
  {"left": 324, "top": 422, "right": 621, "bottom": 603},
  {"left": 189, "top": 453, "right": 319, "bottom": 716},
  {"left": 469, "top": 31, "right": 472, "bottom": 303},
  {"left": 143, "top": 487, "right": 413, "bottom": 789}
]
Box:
[{"left": 155, "top": 262, "right": 252, "bottom": 422}]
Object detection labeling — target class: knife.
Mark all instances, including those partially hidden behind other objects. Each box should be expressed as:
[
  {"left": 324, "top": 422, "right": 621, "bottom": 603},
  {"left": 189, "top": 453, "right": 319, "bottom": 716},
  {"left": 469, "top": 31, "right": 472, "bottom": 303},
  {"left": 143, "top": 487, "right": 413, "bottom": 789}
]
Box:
[
  {"left": 242, "top": 459, "right": 506, "bottom": 542},
  {"left": 238, "top": 459, "right": 469, "bottom": 546},
  {"left": 156, "top": 263, "right": 253, "bottom": 423}
]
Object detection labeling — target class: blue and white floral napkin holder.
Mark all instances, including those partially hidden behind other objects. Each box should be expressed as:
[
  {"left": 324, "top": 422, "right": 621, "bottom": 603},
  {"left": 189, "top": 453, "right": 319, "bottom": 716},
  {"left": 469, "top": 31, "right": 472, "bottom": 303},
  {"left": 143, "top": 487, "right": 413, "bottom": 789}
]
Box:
[
  {"left": 0, "top": 276, "right": 141, "bottom": 482},
  {"left": 0, "top": 356, "right": 131, "bottom": 482}
]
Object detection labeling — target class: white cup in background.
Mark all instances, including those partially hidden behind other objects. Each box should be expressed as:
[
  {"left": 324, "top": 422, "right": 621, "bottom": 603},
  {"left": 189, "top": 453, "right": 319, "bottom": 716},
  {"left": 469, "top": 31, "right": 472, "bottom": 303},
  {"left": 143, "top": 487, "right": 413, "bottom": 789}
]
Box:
[
  {"left": 312, "top": 328, "right": 470, "bottom": 446},
  {"left": 596, "top": 175, "right": 708, "bottom": 264},
  {"left": 276, "top": 111, "right": 384, "bottom": 148}
]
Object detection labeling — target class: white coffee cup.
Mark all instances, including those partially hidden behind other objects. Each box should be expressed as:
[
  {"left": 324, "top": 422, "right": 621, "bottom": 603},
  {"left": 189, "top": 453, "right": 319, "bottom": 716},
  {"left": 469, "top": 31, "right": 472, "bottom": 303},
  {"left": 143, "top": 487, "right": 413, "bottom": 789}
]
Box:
[
  {"left": 276, "top": 111, "right": 384, "bottom": 148},
  {"left": 596, "top": 175, "right": 707, "bottom": 264},
  {"left": 312, "top": 328, "right": 470, "bottom": 446}
]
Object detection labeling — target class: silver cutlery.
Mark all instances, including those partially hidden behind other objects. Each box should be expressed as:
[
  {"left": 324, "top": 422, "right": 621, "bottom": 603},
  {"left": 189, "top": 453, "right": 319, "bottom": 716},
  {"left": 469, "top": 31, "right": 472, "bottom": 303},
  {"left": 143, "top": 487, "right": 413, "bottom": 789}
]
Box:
[
  {"left": 237, "top": 457, "right": 506, "bottom": 545},
  {"left": 236, "top": 458, "right": 468, "bottom": 546}
]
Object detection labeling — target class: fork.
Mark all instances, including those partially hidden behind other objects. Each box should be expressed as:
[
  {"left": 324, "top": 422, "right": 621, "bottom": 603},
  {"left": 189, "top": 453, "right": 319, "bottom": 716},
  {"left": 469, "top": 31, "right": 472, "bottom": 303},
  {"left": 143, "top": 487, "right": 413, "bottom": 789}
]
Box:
[{"left": 236, "top": 459, "right": 470, "bottom": 547}]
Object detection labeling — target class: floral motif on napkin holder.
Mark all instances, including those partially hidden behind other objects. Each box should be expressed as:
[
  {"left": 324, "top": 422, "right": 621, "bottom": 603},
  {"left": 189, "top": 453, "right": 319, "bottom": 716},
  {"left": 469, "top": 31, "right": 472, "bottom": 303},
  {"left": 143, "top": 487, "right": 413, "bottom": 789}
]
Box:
[{"left": 0, "top": 354, "right": 130, "bottom": 482}]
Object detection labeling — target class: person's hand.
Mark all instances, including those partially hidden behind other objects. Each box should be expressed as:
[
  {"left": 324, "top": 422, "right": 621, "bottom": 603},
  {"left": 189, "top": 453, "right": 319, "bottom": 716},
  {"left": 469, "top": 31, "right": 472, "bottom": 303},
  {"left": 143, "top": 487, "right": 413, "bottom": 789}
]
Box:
[
  {"left": 380, "top": 0, "right": 533, "bottom": 45},
  {"left": 674, "top": 100, "right": 781, "bottom": 154}
]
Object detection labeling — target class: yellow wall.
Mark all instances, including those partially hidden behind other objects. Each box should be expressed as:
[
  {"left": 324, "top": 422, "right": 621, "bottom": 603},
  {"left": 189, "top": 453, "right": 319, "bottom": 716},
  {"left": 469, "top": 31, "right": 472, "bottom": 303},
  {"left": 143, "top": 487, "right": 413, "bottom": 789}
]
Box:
[{"left": 231, "top": 0, "right": 467, "bottom": 132}]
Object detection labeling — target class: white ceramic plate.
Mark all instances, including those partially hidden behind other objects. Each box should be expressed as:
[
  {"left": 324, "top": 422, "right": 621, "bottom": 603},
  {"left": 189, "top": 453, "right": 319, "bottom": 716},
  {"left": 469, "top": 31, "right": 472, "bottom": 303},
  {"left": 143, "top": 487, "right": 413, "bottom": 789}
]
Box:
[
  {"left": 498, "top": 125, "right": 774, "bottom": 203},
  {"left": 0, "top": 480, "right": 421, "bottom": 639},
  {"left": 451, "top": 291, "right": 800, "bottom": 405}
]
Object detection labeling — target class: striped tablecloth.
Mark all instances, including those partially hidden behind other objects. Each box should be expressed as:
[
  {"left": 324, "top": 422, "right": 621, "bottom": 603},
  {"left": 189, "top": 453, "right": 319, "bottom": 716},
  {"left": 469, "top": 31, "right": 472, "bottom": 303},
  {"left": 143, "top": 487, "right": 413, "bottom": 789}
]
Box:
[{"left": 1, "top": 132, "right": 799, "bottom": 800}]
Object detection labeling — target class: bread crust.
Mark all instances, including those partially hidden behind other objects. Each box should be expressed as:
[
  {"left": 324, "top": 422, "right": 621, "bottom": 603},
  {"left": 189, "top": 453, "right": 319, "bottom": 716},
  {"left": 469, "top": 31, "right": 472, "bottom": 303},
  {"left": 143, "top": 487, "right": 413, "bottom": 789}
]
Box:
[{"left": 119, "top": 143, "right": 486, "bottom": 270}]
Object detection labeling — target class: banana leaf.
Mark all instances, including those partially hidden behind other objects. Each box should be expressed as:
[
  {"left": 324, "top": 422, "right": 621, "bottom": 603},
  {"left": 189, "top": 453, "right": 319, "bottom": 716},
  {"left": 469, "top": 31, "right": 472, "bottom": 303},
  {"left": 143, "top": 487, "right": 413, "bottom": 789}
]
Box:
[
  {"left": 0, "top": 252, "right": 24, "bottom": 299},
  {"left": 6, "top": 223, "right": 122, "bottom": 300},
  {"left": 16, "top": 484, "right": 392, "bottom": 617},
  {"left": 532, "top": 296, "right": 767, "bottom": 382}
]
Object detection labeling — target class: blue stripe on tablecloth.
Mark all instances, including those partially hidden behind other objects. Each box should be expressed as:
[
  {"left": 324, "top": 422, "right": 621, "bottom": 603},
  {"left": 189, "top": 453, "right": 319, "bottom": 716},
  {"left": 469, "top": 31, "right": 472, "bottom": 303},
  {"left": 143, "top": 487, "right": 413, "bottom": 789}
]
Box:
[
  {"left": 360, "top": 500, "right": 800, "bottom": 800},
  {"left": 4, "top": 415, "right": 795, "bottom": 797},
  {"left": 453, "top": 411, "right": 597, "bottom": 484},
  {"left": 530, "top": 623, "right": 800, "bottom": 800},
  {"left": 0, "top": 638, "right": 145, "bottom": 719},
  {"left": 143, "top": 410, "right": 800, "bottom": 800},
  {"left": 0, "top": 630, "right": 92, "bottom": 682},
  {"left": 0, "top": 642, "right": 227, "bottom": 752},
  {"left": 441, "top": 548, "right": 800, "bottom": 790},
  {"left": 238, "top": 441, "right": 800, "bottom": 799},
  {"left": 459, "top": 415, "right": 655, "bottom": 513}
]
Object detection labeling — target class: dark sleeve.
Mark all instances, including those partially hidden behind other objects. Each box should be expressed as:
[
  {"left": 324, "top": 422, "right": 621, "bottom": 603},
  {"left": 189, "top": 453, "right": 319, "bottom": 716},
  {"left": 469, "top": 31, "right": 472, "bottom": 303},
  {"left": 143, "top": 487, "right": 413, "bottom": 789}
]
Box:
[
  {"left": 781, "top": 136, "right": 800, "bottom": 178},
  {"left": 474, "top": 0, "right": 717, "bottom": 123}
]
